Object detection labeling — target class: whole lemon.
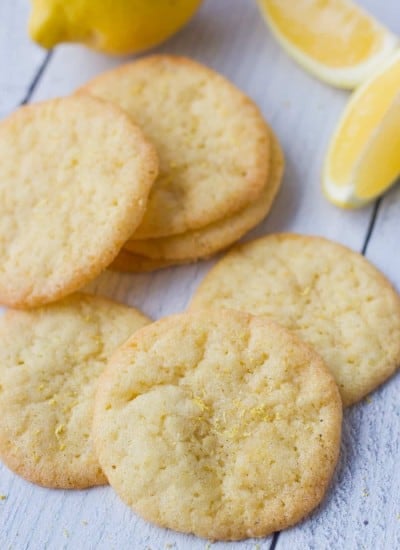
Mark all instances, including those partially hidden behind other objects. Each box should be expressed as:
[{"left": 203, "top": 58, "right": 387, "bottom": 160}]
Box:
[{"left": 29, "top": 0, "right": 203, "bottom": 55}]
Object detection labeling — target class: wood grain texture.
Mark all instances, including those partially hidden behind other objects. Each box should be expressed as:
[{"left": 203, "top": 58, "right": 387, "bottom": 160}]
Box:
[{"left": 0, "top": 0, "right": 399, "bottom": 549}]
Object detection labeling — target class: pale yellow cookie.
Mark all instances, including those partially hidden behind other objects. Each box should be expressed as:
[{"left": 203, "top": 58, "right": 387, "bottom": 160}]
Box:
[
  {"left": 109, "top": 250, "right": 182, "bottom": 272},
  {"left": 93, "top": 309, "right": 342, "bottom": 541},
  {"left": 0, "top": 293, "right": 150, "bottom": 489},
  {"left": 0, "top": 95, "right": 158, "bottom": 308},
  {"left": 191, "top": 234, "right": 400, "bottom": 406},
  {"left": 124, "top": 130, "right": 284, "bottom": 261},
  {"left": 80, "top": 55, "right": 270, "bottom": 239}
]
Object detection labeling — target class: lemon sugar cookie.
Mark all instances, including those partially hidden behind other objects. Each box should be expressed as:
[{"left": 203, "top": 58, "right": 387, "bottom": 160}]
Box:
[
  {"left": 93, "top": 309, "right": 342, "bottom": 540},
  {"left": 191, "top": 234, "right": 400, "bottom": 406},
  {"left": 81, "top": 55, "right": 270, "bottom": 239},
  {"left": 0, "top": 95, "right": 158, "bottom": 308},
  {"left": 0, "top": 293, "right": 150, "bottom": 489}
]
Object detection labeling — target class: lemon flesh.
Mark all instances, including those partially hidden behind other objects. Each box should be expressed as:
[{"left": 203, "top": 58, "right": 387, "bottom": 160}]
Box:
[
  {"left": 257, "top": 0, "right": 398, "bottom": 89},
  {"left": 29, "top": 0, "right": 203, "bottom": 55},
  {"left": 324, "top": 53, "right": 400, "bottom": 207}
]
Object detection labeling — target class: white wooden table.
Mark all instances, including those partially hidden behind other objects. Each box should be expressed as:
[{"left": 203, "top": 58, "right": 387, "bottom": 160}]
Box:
[{"left": 1, "top": 1, "right": 399, "bottom": 548}]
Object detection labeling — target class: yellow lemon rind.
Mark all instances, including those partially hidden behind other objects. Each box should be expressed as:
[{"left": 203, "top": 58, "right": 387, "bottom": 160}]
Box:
[{"left": 322, "top": 178, "right": 367, "bottom": 209}]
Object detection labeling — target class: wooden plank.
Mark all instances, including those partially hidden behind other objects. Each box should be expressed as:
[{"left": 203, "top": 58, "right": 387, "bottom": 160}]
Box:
[
  {"left": 0, "top": 0, "right": 392, "bottom": 548},
  {"left": 272, "top": 381, "right": 400, "bottom": 550},
  {"left": 0, "top": 0, "right": 47, "bottom": 118},
  {"left": 359, "top": 185, "right": 400, "bottom": 549}
]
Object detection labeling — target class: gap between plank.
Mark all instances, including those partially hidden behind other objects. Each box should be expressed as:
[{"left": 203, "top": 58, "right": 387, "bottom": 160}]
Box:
[
  {"left": 361, "top": 198, "right": 382, "bottom": 256},
  {"left": 269, "top": 531, "right": 280, "bottom": 550},
  {"left": 20, "top": 50, "right": 53, "bottom": 105}
]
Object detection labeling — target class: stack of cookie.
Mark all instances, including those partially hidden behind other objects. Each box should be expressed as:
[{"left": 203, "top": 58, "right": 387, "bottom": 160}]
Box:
[
  {"left": 79, "top": 56, "right": 283, "bottom": 272},
  {"left": 0, "top": 55, "right": 281, "bottom": 311}
]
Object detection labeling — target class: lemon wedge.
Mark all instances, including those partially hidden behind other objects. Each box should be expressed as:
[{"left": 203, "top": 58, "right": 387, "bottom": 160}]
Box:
[
  {"left": 323, "top": 52, "right": 400, "bottom": 208},
  {"left": 257, "top": 0, "right": 398, "bottom": 89}
]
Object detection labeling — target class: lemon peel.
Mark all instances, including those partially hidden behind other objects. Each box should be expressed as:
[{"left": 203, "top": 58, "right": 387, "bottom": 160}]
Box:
[{"left": 257, "top": 0, "right": 398, "bottom": 89}]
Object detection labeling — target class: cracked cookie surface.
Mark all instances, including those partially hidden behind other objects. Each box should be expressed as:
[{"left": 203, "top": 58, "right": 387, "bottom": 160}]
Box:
[
  {"left": 0, "top": 95, "right": 158, "bottom": 308},
  {"left": 0, "top": 293, "right": 150, "bottom": 488},
  {"left": 191, "top": 234, "right": 400, "bottom": 406},
  {"left": 94, "top": 309, "right": 341, "bottom": 540}
]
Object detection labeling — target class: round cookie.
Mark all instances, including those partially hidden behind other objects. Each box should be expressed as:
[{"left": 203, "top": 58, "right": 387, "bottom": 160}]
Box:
[
  {"left": 0, "top": 95, "right": 158, "bottom": 308},
  {"left": 80, "top": 55, "right": 270, "bottom": 239},
  {"left": 93, "top": 309, "right": 342, "bottom": 541},
  {"left": 124, "top": 131, "right": 284, "bottom": 261},
  {"left": 191, "top": 234, "right": 400, "bottom": 406},
  {"left": 0, "top": 293, "right": 150, "bottom": 489}
]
